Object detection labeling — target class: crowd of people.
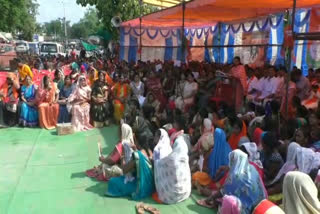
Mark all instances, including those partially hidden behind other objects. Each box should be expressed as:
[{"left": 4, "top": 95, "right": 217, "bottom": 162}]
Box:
[{"left": 1, "top": 53, "right": 320, "bottom": 214}]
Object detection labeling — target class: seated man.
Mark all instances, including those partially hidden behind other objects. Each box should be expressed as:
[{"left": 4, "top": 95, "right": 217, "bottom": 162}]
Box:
[{"left": 0, "top": 73, "right": 20, "bottom": 127}]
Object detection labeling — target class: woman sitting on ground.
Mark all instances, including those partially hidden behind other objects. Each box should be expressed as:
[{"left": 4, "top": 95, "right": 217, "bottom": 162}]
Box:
[
  {"left": 130, "top": 74, "right": 145, "bottom": 106},
  {"left": 260, "top": 132, "right": 284, "bottom": 182},
  {"left": 228, "top": 117, "right": 247, "bottom": 150},
  {"left": 91, "top": 71, "right": 111, "bottom": 128},
  {"left": 189, "top": 118, "right": 214, "bottom": 172},
  {"left": 37, "top": 75, "right": 59, "bottom": 130},
  {"left": 174, "top": 72, "right": 198, "bottom": 112},
  {"left": 57, "top": 75, "right": 73, "bottom": 123},
  {"left": 105, "top": 123, "right": 155, "bottom": 200},
  {"left": 53, "top": 69, "right": 64, "bottom": 91},
  {"left": 283, "top": 171, "right": 320, "bottom": 214},
  {"left": 0, "top": 73, "right": 20, "bottom": 127},
  {"left": 153, "top": 116, "right": 191, "bottom": 204},
  {"left": 19, "top": 75, "right": 39, "bottom": 127},
  {"left": 67, "top": 75, "right": 93, "bottom": 132},
  {"left": 86, "top": 123, "right": 135, "bottom": 181},
  {"left": 198, "top": 150, "right": 267, "bottom": 214}
]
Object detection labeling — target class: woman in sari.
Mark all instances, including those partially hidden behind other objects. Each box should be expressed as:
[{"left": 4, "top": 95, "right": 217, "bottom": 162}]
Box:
[
  {"left": 283, "top": 171, "right": 320, "bottom": 214},
  {"left": 37, "top": 75, "right": 59, "bottom": 130},
  {"left": 228, "top": 118, "right": 247, "bottom": 150},
  {"left": 0, "top": 73, "right": 19, "bottom": 127},
  {"left": 143, "top": 92, "right": 162, "bottom": 119},
  {"left": 153, "top": 122, "right": 191, "bottom": 204},
  {"left": 280, "top": 73, "right": 297, "bottom": 120},
  {"left": 145, "top": 71, "right": 166, "bottom": 109},
  {"left": 91, "top": 72, "right": 111, "bottom": 128},
  {"left": 112, "top": 75, "right": 130, "bottom": 122},
  {"left": 53, "top": 69, "right": 64, "bottom": 91},
  {"left": 68, "top": 75, "right": 93, "bottom": 132},
  {"left": 267, "top": 142, "right": 300, "bottom": 196},
  {"left": 57, "top": 75, "right": 73, "bottom": 123},
  {"left": 174, "top": 73, "right": 198, "bottom": 112},
  {"left": 200, "top": 150, "right": 267, "bottom": 214},
  {"left": 192, "top": 128, "right": 231, "bottom": 189},
  {"left": 130, "top": 74, "right": 145, "bottom": 106},
  {"left": 190, "top": 118, "right": 214, "bottom": 172},
  {"left": 87, "top": 123, "right": 135, "bottom": 181},
  {"left": 19, "top": 75, "right": 38, "bottom": 127},
  {"left": 229, "top": 57, "right": 247, "bottom": 112},
  {"left": 105, "top": 124, "right": 155, "bottom": 200}
]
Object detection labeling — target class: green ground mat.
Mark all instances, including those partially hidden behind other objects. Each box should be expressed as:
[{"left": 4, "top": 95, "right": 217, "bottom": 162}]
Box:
[{"left": 0, "top": 126, "right": 215, "bottom": 214}]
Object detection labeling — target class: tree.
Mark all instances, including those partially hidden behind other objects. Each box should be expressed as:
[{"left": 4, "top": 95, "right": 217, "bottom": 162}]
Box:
[
  {"left": 69, "top": 8, "right": 102, "bottom": 39},
  {"left": 43, "top": 19, "right": 71, "bottom": 41},
  {"left": 0, "top": 0, "right": 39, "bottom": 40},
  {"left": 76, "top": 0, "right": 157, "bottom": 39}
]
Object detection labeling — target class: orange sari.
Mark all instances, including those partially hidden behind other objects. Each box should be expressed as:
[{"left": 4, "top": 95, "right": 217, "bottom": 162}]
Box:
[
  {"left": 37, "top": 82, "right": 59, "bottom": 130},
  {"left": 112, "top": 82, "right": 130, "bottom": 122},
  {"left": 228, "top": 121, "right": 247, "bottom": 150}
]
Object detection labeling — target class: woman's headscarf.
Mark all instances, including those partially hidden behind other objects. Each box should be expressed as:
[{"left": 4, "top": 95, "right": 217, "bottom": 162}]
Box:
[
  {"left": 153, "top": 129, "right": 172, "bottom": 162},
  {"left": 222, "top": 150, "right": 267, "bottom": 214},
  {"left": 283, "top": 171, "right": 320, "bottom": 214},
  {"left": 208, "top": 128, "right": 232, "bottom": 179},
  {"left": 253, "top": 128, "right": 263, "bottom": 148},
  {"left": 121, "top": 123, "right": 134, "bottom": 146},
  {"left": 195, "top": 118, "right": 214, "bottom": 152},
  {"left": 269, "top": 142, "right": 300, "bottom": 185},
  {"left": 242, "top": 143, "right": 263, "bottom": 169},
  {"left": 296, "top": 147, "right": 320, "bottom": 174}
]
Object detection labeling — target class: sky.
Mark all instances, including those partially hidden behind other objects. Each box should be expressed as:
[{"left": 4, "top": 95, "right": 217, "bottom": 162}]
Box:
[{"left": 36, "top": 0, "right": 92, "bottom": 24}]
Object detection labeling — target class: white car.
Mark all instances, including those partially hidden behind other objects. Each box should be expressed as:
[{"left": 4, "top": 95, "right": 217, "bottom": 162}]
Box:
[
  {"left": 15, "top": 41, "right": 29, "bottom": 53},
  {"left": 40, "top": 42, "right": 66, "bottom": 57}
]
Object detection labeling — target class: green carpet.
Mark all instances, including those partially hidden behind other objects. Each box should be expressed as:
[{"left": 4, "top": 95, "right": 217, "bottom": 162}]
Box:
[{"left": 0, "top": 126, "right": 215, "bottom": 214}]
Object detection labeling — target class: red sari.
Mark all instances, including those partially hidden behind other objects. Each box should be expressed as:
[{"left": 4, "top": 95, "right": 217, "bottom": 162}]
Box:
[{"left": 145, "top": 77, "right": 167, "bottom": 109}]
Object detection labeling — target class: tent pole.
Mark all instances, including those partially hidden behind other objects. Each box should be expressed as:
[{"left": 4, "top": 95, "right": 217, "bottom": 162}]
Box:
[
  {"left": 181, "top": 0, "right": 185, "bottom": 62},
  {"left": 285, "top": 0, "right": 297, "bottom": 120},
  {"left": 139, "top": 0, "right": 142, "bottom": 61}
]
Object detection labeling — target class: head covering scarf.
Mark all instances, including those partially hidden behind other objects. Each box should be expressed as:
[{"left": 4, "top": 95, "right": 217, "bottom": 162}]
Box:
[
  {"left": 195, "top": 118, "right": 214, "bottom": 152},
  {"left": 269, "top": 142, "right": 300, "bottom": 185},
  {"left": 296, "top": 147, "right": 320, "bottom": 174},
  {"left": 153, "top": 129, "right": 172, "bottom": 162},
  {"left": 283, "top": 171, "right": 320, "bottom": 214},
  {"left": 208, "top": 128, "right": 232, "bottom": 179},
  {"left": 121, "top": 123, "right": 135, "bottom": 183},
  {"left": 219, "top": 195, "right": 242, "bottom": 214},
  {"left": 242, "top": 143, "right": 263, "bottom": 169},
  {"left": 222, "top": 150, "right": 267, "bottom": 214},
  {"left": 253, "top": 128, "right": 263, "bottom": 148},
  {"left": 238, "top": 136, "right": 250, "bottom": 148}
]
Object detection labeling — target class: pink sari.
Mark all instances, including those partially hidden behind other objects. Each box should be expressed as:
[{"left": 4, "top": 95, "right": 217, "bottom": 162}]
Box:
[
  {"left": 230, "top": 65, "right": 247, "bottom": 112},
  {"left": 68, "top": 83, "right": 93, "bottom": 132}
]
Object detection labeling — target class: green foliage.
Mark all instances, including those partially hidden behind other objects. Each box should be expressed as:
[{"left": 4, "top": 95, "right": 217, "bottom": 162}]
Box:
[
  {"left": 0, "top": 0, "right": 39, "bottom": 40},
  {"left": 69, "top": 8, "right": 102, "bottom": 39},
  {"left": 76, "top": 0, "right": 157, "bottom": 39}
]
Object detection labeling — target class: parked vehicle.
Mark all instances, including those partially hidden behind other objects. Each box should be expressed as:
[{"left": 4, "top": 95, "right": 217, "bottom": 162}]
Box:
[
  {"left": 40, "top": 42, "right": 66, "bottom": 57},
  {"left": 28, "top": 42, "right": 40, "bottom": 55},
  {"left": 15, "top": 40, "right": 29, "bottom": 53}
]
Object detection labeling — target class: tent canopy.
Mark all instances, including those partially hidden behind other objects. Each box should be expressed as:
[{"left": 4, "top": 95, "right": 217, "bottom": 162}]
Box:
[{"left": 122, "top": 0, "right": 320, "bottom": 28}]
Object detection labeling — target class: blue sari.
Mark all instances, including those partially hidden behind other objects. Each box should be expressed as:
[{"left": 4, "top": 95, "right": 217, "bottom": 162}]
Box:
[
  {"left": 105, "top": 151, "right": 154, "bottom": 200},
  {"left": 222, "top": 150, "right": 267, "bottom": 214},
  {"left": 19, "top": 84, "right": 38, "bottom": 127},
  {"left": 58, "top": 86, "right": 73, "bottom": 123},
  {"left": 208, "top": 128, "right": 232, "bottom": 179}
]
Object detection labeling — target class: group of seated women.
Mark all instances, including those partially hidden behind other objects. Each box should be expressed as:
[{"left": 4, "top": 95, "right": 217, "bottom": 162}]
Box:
[{"left": 2, "top": 57, "right": 320, "bottom": 213}]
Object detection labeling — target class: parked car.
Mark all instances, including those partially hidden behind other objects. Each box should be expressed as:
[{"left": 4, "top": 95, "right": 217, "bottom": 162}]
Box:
[
  {"left": 28, "top": 42, "right": 40, "bottom": 55},
  {"left": 40, "top": 42, "right": 66, "bottom": 57},
  {"left": 15, "top": 40, "right": 29, "bottom": 53}
]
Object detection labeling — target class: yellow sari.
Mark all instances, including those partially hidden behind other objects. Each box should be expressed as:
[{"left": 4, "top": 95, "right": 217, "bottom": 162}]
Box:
[{"left": 113, "top": 82, "right": 130, "bottom": 122}]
